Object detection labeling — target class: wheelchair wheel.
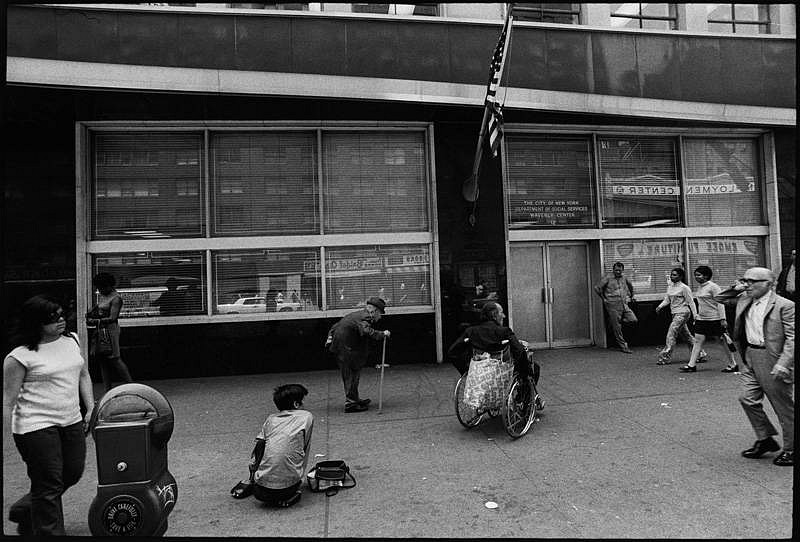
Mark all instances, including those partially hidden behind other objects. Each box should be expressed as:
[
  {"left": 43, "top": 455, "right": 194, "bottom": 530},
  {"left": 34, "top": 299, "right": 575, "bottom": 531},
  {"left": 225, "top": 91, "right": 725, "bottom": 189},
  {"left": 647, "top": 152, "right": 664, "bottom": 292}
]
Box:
[
  {"left": 502, "top": 376, "right": 536, "bottom": 438},
  {"left": 454, "top": 375, "right": 484, "bottom": 428}
]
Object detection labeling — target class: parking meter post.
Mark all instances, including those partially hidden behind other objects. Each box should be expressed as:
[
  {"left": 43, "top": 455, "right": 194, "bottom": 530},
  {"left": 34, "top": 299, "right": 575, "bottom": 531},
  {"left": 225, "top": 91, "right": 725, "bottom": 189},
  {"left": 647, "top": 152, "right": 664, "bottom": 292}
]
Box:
[{"left": 87, "top": 383, "right": 177, "bottom": 537}]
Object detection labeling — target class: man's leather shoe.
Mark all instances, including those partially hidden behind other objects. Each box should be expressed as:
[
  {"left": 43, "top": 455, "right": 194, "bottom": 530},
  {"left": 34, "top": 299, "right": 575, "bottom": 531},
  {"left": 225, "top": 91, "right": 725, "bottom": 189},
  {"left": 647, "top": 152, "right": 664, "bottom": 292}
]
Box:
[
  {"left": 344, "top": 403, "right": 368, "bottom": 413},
  {"left": 741, "top": 437, "right": 780, "bottom": 458},
  {"left": 721, "top": 365, "right": 739, "bottom": 373},
  {"left": 773, "top": 451, "right": 794, "bottom": 466},
  {"left": 356, "top": 398, "right": 371, "bottom": 406}
]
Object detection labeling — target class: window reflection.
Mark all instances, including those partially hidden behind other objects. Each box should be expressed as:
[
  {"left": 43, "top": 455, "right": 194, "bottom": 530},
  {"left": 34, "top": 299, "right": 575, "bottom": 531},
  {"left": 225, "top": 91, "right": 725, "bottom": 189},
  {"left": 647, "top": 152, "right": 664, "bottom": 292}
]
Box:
[
  {"left": 706, "top": 3, "right": 771, "bottom": 34},
  {"left": 610, "top": 3, "right": 677, "bottom": 30}
]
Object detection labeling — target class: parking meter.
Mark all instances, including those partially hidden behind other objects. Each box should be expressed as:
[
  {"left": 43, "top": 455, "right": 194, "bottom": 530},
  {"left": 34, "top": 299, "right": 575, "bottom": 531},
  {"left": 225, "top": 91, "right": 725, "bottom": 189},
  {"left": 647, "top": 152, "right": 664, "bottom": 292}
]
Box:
[{"left": 87, "top": 383, "right": 177, "bottom": 537}]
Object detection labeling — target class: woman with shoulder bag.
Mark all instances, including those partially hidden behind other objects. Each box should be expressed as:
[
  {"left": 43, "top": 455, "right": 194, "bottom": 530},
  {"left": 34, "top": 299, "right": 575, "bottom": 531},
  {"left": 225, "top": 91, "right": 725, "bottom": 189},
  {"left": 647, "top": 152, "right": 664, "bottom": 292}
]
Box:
[
  {"left": 678, "top": 266, "right": 739, "bottom": 373},
  {"left": 3, "top": 295, "right": 96, "bottom": 536},
  {"left": 87, "top": 272, "right": 132, "bottom": 392}
]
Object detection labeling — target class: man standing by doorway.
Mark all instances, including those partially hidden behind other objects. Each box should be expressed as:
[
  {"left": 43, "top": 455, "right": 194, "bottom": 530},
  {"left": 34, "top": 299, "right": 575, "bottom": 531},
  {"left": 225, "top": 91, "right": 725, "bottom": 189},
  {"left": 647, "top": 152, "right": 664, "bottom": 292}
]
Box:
[
  {"left": 594, "top": 261, "right": 637, "bottom": 354},
  {"left": 325, "top": 297, "right": 390, "bottom": 413}
]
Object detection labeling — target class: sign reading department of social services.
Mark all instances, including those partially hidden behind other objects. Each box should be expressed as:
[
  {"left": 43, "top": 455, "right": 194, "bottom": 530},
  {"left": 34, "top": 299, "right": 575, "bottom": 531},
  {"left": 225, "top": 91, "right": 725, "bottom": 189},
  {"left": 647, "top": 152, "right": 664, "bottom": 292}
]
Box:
[{"left": 509, "top": 198, "right": 594, "bottom": 227}]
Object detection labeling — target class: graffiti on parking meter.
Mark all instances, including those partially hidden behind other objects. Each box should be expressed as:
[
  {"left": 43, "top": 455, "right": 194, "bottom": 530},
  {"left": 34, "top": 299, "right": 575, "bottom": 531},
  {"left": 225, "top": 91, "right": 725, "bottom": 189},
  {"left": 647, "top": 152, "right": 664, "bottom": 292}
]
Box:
[{"left": 156, "top": 483, "right": 176, "bottom": 508}]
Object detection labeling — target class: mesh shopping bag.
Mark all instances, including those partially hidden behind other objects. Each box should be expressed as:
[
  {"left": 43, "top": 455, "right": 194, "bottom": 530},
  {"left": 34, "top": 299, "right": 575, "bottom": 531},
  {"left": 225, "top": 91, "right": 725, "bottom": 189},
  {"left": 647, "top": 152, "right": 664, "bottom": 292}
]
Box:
[{"left": 463, "top": 352, "right": 514, "bottom": 410}]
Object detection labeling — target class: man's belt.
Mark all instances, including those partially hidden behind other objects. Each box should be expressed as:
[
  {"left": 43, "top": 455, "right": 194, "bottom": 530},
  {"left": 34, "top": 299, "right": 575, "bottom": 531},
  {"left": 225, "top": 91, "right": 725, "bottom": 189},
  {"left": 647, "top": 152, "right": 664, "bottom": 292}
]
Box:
[{"left": 747, "top": 343, "right": 766, "bottom": 349}]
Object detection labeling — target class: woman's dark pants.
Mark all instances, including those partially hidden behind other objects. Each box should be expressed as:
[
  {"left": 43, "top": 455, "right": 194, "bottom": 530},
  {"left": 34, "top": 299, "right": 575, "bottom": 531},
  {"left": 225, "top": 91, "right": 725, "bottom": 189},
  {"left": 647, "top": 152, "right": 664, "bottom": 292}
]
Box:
[{"left": 11, "top": 422, "right": 86, "bottom": 536}]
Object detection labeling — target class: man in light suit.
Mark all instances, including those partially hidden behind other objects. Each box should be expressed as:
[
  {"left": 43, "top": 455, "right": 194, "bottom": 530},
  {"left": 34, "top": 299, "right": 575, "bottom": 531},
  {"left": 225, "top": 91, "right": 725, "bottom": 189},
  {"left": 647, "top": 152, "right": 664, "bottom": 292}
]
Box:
[{"left": 715, "top": 266, "right": 794, "bottom": 466}]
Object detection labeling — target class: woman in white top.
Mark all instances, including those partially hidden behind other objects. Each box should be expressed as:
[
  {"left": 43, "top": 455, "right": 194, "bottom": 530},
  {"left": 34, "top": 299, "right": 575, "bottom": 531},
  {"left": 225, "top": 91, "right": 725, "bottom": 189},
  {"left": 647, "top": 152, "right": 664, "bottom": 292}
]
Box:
[
  {"left": 679, "top": 266, "right": 739, "bottom": 373},
  {"left": 655, "top": 267, "right": 699, "bottom": 365},
  {"left": 3, "top": 295, "right": 95, "bottom": 536}
]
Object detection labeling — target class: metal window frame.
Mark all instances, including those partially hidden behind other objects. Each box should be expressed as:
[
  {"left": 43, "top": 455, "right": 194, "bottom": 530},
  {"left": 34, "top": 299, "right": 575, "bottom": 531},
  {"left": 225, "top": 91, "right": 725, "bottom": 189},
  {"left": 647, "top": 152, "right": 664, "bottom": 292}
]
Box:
[
  {"left": 502, "top": 133, "right": 599, "bottom": 230},
  {"left": 350, "top": 2, "right": 440, "bottom": 16},
  {"left": 77, "top": 121, "right": 439, "bottom": 329},
  {"left": 512, "top": 3, "right": 581, "bottom": 23},
  {"left": 610, "top": 2, "right": 678, "bottom": 29},
  {"left": 707, "top": 3, "right": 771, "bottom": 34},
  {"left": 502, "top": 123, "right": 776, "bottom": 303}
]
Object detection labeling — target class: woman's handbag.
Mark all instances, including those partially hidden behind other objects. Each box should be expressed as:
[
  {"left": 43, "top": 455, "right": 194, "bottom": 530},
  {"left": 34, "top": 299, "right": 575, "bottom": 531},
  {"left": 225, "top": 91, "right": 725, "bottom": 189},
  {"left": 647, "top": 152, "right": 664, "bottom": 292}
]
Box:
[
  {"left": 96, "top": 325, "right": 113, "bottom": 356},
  {"left": 307, "top": 460, "right": 356, "bottom": 496},
  {"left": 722, "top": 331, "right": 737, "bottom": 352}
]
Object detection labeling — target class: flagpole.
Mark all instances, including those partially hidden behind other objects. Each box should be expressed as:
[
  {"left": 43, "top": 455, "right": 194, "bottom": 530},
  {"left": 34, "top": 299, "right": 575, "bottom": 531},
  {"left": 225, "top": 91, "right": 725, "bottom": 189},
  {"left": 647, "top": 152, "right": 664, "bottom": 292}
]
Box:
[
  {"left": 462, "top": 3, "right": 515, "bottom": 204},
  {"left": 462, "top": 107, "right": 492, "bottom": 203}
]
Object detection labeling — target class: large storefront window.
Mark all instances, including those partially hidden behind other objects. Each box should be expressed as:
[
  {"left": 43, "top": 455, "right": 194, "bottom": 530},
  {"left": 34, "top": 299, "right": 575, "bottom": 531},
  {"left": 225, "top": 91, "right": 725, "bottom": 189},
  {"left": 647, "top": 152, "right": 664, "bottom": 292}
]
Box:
[
  {"left": 602, "top": 236, "right": 766, "bottom": 297},
  {"left": 211, "top": 132, "right": 318, "bottom": 236},
  {"left": 92, "top": 133, "right": 205, "bottom": 239},
  {"left": 325, "top": 245, "right": 431, "bottom": 310},
  {"left": 323, "top": 132, "right": 429, "bottom": 234},
  {"left": 598, "top": 137, "right": 681, "bottom": 228},
  {"left": 684, "top": 138, "right": 762, "bottom": 227},
  {"left": 505, "top": 136, "right": 595, "bottom": 228},
  {"left": 213, "top": 249, "right": 321, "bottom": 314},
  {"left": 687, "top": 236, "right": 764, "bottom": 288},
  {"left": 93, "top": 252, "right": 206, "bottom": 317},
  {"left": 603, "top": 238, "right": 685, "bottom": 296},
  {"left": 86, "top": 126, "right": 434, "bottom": 321}
]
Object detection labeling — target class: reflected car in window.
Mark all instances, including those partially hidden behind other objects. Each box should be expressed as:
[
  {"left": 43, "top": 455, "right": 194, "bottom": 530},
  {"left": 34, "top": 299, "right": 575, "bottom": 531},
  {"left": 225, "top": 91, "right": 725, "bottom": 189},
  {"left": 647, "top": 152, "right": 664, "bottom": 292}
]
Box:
[{"left": 217, "top": 296, "right": 303, "bottom": 314}]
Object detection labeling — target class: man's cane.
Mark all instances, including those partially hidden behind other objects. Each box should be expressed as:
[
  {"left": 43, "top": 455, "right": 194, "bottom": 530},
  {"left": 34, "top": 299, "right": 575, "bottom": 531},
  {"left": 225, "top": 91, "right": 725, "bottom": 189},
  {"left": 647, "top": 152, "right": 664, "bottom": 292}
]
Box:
[{"left": 376, "top": 334, "right": 389, "bottom": 413}]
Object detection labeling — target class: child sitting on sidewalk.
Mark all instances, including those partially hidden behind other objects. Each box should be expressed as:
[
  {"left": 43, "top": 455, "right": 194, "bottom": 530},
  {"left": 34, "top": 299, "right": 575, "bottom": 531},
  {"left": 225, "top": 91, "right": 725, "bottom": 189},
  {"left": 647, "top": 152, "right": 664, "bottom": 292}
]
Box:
[{"left": 230, "top": 384, "right": 314, "bottom": 507}]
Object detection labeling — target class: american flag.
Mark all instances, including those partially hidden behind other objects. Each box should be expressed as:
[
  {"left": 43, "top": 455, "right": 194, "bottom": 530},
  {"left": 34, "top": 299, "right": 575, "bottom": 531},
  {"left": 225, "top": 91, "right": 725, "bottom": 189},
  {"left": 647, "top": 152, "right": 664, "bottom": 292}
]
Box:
[
  {"left": 461, "top": 4, "right": 514, "bottom": 206},
  {"left": 487, "top": 100, "right": 504, "bottom": 157},
  {"left": 484, "top": 6, "right": 512, "bottom": 157}
]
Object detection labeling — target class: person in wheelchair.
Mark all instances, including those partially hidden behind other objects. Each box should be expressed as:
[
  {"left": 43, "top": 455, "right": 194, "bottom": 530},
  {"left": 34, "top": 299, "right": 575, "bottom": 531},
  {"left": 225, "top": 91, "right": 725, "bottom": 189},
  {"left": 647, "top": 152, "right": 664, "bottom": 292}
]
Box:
[{"left": 447, "top": 301, "right": 543, "bottom": 410}]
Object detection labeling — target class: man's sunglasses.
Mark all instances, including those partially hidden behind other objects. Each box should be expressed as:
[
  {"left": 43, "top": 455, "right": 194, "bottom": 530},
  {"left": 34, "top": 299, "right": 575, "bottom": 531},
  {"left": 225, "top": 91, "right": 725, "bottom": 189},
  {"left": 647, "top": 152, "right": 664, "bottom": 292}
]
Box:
[
  {"left": 47, "top": 310, "right": 65, "bottom": 323},
  {"left": 739, "top": 278, "right": 769, "bottom": 285}
]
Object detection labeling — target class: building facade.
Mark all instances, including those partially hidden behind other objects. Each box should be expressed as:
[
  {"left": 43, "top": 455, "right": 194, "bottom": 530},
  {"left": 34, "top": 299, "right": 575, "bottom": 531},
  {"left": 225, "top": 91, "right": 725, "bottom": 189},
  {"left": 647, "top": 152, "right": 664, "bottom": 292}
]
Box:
[{"left": 3, "top": 3, "right": 795, "bottom": 378}]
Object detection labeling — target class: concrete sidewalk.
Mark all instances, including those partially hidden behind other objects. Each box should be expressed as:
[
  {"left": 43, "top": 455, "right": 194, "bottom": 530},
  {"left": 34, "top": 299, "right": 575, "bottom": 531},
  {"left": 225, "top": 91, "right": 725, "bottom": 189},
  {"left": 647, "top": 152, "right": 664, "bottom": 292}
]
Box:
[{"left": 3, "top": 345, "right": 794, "bottom": 538}]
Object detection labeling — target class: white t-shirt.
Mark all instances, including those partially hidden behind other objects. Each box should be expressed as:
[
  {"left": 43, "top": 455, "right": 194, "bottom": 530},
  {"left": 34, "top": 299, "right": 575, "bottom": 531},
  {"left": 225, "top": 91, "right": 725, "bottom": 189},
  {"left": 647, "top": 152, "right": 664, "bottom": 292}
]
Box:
[
  {"left": 5, "top": 333, "right": 85, "bottom": 434},
  {"left": 254, "top": 409, "right": 314, "bottom": 489}
]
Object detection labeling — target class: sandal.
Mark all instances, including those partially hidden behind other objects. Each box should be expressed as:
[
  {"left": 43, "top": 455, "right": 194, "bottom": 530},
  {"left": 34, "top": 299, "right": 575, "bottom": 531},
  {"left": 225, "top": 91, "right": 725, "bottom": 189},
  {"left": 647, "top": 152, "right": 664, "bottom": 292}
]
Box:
[{"left": 230, "top": 480, "right": 254, "bottom": 499}]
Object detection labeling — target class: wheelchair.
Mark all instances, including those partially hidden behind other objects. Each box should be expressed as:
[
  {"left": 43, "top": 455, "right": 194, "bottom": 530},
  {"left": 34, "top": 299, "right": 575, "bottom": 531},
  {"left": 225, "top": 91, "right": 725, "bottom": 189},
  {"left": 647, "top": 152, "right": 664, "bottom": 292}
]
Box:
[{"left": 453, "top": 339, "right": 539, "bottom": 438}]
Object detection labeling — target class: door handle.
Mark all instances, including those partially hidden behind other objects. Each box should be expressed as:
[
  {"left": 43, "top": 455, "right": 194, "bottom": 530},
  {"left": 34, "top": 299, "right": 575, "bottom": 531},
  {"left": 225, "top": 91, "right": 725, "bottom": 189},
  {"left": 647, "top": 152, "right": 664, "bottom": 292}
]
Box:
[
  {"left": 550, "top": 287, "right": 554, "bottom": 304},
  {"left": 541, "top": 288, "right": 547, "bottom": 303}
]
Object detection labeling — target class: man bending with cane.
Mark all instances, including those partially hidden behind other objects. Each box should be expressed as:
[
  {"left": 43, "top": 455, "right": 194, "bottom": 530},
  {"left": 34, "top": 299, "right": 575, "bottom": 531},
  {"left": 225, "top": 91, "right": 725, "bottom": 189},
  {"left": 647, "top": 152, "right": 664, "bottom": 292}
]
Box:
[{"left": 326, "top": 297, "right": 390, "bottom": 413}]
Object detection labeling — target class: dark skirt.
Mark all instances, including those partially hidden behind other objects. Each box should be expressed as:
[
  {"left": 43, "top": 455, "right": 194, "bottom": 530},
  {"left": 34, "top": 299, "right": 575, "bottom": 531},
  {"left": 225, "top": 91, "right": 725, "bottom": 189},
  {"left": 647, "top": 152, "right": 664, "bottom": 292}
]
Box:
[{"left": 693, "top": 319, "right": 724, "bottom": 337}]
